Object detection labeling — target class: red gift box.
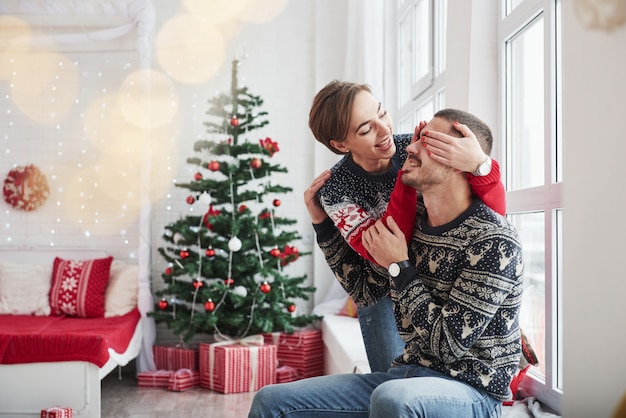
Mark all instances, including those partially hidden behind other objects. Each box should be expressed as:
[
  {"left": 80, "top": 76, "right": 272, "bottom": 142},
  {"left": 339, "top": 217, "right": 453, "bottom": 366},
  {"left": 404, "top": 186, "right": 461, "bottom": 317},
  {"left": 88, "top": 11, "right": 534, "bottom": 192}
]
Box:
[
  {"left": 40, "top": 407, "right": 72, "bottom": 418},
  {"left": 199, "top": 337, "right": 277, "bottom": 394},
  {"left": 168, "top": 368, "right": 200, "bottom": 392},
  {"left": 276, "top": 365, "right": 300, "bottom": 383},
  {"left": 264, "top": 328, "right": 324, "bottom": 378},
  {"left": 137, "top": 369, "right": 174, "bottom": 388},
  {"left": 153, "top": 344, "right": 199, "bottom": 371}
]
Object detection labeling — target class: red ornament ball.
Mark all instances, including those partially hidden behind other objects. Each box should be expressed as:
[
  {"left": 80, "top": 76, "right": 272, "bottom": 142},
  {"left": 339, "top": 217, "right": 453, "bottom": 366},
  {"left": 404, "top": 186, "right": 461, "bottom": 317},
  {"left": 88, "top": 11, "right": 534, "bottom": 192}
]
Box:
[
  {"left": 208, "top": 161, "right": 220, "bottom": 171},
  {"left": 194, "top": 172, "right": 203, "bottom": 181},
  {"left": 273, "top": 199, "right": 281, "bottom": 207},
  {"left": 239, "top": 204, "right": 247, "bottom": 213},
  {"left": 180, "top": 249, "right": 189, "bottom": 259},
  {"left": 250, "top": 158, "right": 262, "bottom": 169},
  {"left": 260, "top": 281, "right": 271, "bottom": 294},
  {"left": 158, "top": 299, "right": 168, "bottom": 310},
  {"left": 230, "top": 116, "right": 239, "bottom": 126},
  {"left": 287, "top": 304, "right": 296, "bottom": 313},
  {"left": 205, "top": 247, "right": 216, "bottom": 257},
  {"left": 204, "top": 299, "right": 215, "bottom": 312},
  {"left": 224, "top": 277, "right": 235, "bottom": 286},
  {"left": 269, "top": 247, "right": 281, "bottom": 258},
  {"left": 186, "top": 195, "right": 195, "bottom": 205},
  {"left": 165, "top": 265, "right": 173, "bottom": 275},
  {"left": 193, "top": 280, "right": 203, "bottom": 289}
]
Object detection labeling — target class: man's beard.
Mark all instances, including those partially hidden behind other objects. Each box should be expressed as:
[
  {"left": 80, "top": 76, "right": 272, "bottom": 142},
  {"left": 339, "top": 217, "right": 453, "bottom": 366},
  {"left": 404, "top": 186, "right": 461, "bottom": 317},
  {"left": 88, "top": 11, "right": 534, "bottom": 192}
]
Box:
[{"left": 402, "top": 163, "right": 450, "bottom": 191}]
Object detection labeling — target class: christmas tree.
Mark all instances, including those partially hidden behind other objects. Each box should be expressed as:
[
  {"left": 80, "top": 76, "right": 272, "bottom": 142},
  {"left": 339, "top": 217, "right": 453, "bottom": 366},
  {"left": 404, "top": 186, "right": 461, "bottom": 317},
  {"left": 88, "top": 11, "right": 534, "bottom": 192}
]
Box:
[{"left": 151, "top": 59, "right": 320, "bottom": 342}]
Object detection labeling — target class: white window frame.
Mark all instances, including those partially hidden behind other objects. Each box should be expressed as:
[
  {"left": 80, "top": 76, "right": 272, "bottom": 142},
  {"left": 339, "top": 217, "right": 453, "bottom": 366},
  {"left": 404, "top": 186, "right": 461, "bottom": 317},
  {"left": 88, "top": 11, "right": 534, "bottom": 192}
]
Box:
[
  {"left": 396, "top": 0, "right": 447, "bottom": 132},
  {"left": 499, "top": 0, "right": 563, "bottom": 412}
]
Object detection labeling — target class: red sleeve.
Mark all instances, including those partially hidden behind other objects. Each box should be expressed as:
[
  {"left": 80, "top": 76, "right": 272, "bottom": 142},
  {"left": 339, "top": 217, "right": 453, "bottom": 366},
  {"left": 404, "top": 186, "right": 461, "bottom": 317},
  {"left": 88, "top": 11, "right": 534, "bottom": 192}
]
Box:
[
  {"left": 467, "top": 159, "right": 506, "bottom": 216},
  {"left": 347, "top": 171, "right": 417, "bottom": 265}
]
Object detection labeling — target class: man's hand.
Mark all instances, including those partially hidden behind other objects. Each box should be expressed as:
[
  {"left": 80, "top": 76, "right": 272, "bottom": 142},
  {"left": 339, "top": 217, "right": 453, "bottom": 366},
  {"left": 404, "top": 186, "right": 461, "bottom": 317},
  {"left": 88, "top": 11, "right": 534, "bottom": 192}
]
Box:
[
  {"left": 362, "top": 216, "right": 409, "bottom": 268},
  {"left": 303, "top": 170, "right": 331, "bottom": 224},
  {"left": 420, "top": 122, "right": 487, "bottom": 173}
]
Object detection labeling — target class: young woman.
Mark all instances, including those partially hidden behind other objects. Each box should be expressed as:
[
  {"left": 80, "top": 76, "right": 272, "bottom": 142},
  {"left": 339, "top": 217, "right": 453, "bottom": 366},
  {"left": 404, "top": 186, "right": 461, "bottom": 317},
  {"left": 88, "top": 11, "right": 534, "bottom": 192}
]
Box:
[{"left": 306, "top": 80, "right": 505, "bottom": 372}]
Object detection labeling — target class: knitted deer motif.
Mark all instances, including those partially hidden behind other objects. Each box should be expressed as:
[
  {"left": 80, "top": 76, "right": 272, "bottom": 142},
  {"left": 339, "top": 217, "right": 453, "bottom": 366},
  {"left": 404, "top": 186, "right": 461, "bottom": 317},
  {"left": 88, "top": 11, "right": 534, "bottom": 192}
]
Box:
[
  {"left": 498, "top": 242, "right": 519, "bottom": 271},
  {"left": 466, "top": 242, "right": 493, "bottom": 266}
]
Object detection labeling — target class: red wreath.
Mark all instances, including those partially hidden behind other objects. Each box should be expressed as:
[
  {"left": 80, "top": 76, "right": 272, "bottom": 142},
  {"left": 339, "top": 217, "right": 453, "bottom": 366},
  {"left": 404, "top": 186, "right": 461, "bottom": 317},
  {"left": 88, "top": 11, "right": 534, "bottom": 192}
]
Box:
[{"left": 3, "top": 164, "right": 49, "bottom": 211}]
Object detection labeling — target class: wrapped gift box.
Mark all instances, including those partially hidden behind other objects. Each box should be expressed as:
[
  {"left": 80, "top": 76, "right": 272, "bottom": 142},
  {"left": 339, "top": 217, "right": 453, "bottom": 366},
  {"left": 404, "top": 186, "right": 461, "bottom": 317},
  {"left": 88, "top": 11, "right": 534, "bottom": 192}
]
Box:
[
  {"left": 168, "top": 368, "right": 200, "bottom": 392},
  {"left": 199, "top": 340, "right": 277, "bottom": 394},
  {"left": 264, "top": 328, "right": 324, "bottom": 378},
  {"left": 153, "top": 344, "right": 199, "bottom": 371},
  {"left": 137, "top": 370, "right": 173, "bottom": 388},
  {"left": 276, "top": 365, "right": 300, "bottom": 383},
  {"left": 40, "top": 407, "right": 72, "bottom": 418}
]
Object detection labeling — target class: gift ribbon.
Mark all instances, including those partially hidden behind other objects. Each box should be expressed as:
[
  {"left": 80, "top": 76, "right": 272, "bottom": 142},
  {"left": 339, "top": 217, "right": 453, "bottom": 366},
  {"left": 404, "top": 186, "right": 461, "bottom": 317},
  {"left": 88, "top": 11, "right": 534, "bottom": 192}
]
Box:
[{"left": 209, "top": 334, "right": 264, "bottom": 392}]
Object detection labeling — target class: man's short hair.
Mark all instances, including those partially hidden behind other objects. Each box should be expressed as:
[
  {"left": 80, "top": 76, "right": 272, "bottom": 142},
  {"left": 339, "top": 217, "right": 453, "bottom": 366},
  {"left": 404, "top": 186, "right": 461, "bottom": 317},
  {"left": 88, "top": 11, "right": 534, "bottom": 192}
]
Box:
[{"left": 434, "top": 109, "right": 493, "bottom": 155}]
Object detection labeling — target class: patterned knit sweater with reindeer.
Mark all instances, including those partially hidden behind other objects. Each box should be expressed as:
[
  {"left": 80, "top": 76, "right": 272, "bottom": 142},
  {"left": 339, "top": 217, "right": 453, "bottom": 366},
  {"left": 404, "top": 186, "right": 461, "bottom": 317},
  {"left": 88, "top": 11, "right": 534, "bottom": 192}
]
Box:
[{"left": 314, "top": 196, "right": 524, "bottom": 401}]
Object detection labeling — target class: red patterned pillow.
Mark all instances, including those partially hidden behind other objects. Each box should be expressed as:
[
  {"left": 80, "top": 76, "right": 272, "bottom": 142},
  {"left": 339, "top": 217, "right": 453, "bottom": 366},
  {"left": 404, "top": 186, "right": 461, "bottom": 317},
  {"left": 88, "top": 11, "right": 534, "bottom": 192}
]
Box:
[{"left": 49, "top": 256, "right": 113, "bottom": 318}]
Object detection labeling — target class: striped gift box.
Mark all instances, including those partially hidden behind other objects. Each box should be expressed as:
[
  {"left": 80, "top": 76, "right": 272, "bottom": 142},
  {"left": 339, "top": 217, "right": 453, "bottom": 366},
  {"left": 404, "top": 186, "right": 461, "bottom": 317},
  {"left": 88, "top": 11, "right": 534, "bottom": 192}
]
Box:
[
  {"left": 199, "top": 339, "right": 277, "bottom": 394},
  {"left": 137, "top": 370, "right": 173, "bottom": 388},
  {"left": 153, "top": 344, "right": 199, "bottom": 371},
  {"left": 264, "top": 329, "right": 324, "bottom": 378},
  {"left": 40, "top": 407, "right": 72, "bottom": 418},
  {"left": 168, "top": 368, "right": 200, "bottom": 392}
]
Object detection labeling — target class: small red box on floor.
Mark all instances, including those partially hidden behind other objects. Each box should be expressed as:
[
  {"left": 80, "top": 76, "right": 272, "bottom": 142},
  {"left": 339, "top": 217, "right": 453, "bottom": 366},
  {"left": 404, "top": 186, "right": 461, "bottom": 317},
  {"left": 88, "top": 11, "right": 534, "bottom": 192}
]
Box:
[
  {"left": 264, "top": 328, "right": 324, "bottom": 378},
  {"left": 199, "top": 340, "right": 277, "bottom": 394},
  {"left": 40, "top": 407, "right": 72, "bottom": 418},
  {"left": 137, "top": 369, "right": 173, "bottom": 388},
  {"left": 276, "top": 365, "right": 300, "bottom": 383},
  {"left": 153, "top": 344, "right": 199, "bottom": 371},
  {"left": 168, "top": 368, "right": 200, "bottom": 392}
]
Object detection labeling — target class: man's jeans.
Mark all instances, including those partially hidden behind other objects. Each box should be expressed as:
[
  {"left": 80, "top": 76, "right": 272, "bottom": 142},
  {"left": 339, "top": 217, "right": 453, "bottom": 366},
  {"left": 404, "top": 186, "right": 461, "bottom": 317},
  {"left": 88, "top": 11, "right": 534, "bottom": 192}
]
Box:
[
  {"left": 248, "top": 365, "right": 502, "bottom": 418},
  {"left": 357, "top": 294, "right": 404, "bottom": 372}
]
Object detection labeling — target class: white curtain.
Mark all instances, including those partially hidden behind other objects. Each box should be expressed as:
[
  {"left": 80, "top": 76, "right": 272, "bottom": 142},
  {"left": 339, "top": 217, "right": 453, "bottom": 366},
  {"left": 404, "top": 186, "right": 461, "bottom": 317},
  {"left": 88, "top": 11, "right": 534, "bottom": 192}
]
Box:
[{"left": 311, "top": 0, "right": 386, "bottom": 307}]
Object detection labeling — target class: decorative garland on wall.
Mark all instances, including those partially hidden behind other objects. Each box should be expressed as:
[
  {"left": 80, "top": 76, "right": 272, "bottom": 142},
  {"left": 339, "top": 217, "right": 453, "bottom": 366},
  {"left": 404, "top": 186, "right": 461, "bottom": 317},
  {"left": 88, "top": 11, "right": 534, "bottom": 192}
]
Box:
[{"left": 3, "top": 164, "right": 49, "bottom": 211}]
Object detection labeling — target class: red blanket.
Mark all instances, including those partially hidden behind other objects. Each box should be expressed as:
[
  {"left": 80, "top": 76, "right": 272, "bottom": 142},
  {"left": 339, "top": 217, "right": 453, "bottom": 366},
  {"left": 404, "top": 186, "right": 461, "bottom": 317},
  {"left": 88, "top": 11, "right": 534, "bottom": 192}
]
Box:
[{"left": 0, "top": 308, "right": 140, "bottom": 367}]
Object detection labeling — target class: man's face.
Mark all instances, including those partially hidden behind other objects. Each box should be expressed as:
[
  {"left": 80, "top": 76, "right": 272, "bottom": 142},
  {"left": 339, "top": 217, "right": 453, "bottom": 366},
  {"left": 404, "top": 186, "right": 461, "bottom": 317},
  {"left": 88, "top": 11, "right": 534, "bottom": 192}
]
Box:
[{"left": 401, "top": 117, "right": 452, "bottom": 191}]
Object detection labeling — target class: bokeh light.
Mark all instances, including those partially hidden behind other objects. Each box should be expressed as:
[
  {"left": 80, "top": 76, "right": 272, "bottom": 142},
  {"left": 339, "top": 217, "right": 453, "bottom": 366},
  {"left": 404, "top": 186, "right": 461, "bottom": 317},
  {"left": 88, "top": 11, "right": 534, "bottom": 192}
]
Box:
[
  {"left": 9, "top": 51, "right": 78, "bottom": 124},
  {"left": 117, "top": 69, "right": 179, "bottom": 129},
  {"left": 155, "top": 14, "right": 225, "bottom": 84},
  {"left": 182, "top": 0, "right": 248, "bottom": 23},
  {"left": 237, "top": 0, "right": 289, "bottom": 24}
]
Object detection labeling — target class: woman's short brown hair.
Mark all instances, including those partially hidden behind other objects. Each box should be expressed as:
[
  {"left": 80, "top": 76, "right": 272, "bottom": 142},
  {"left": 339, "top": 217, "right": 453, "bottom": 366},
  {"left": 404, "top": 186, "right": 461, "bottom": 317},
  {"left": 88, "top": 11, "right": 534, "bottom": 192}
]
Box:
[{"left": 309, "top": 80, "right": 372, "bottom": 155}]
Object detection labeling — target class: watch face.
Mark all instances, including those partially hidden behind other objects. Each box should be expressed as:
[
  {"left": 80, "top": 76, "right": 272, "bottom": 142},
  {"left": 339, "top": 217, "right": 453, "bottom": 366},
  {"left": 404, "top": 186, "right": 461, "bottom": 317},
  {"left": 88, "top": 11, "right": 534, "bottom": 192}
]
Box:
[{"left": 388, "top": 263, "right": 400, "bottom": 277}]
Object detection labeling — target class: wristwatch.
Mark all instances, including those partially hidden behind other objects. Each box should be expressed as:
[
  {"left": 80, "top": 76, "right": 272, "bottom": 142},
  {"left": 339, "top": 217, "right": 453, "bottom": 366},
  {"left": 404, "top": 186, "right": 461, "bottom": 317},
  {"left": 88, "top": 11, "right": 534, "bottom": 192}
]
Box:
[
  {"left": 472, "top": 156, "right": 492, "bottom": 177},
  {"left": 388, "top": 260, "right": 411, "bottom": 278}
]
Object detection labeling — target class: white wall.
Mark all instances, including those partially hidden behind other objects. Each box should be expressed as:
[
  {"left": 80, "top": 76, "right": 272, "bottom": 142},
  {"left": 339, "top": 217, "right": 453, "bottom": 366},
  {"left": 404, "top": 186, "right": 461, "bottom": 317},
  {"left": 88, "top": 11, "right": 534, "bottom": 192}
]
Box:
[{"left": 562, "top": 3, "right": 626, "bottom": 417}]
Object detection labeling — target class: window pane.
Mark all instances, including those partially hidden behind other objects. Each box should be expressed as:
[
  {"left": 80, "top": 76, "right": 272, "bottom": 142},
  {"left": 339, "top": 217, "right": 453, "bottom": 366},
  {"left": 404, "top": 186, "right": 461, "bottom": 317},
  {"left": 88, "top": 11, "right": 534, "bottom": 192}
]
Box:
[
  {"left": 435, "top": 0, "right": 447, "bottom": 75},
  {"left": 506, "top": 0, "right": 523, "bottom": 16},
  {"left": 399, "top": 10, "right": 412, "bottom": 106},
  {"left": 415, "top": 100, "right": 433, "bottom": 124},
  {"left": 510, "top": 212, "right": 546, "bottom": 377},
  {"left": 398, "top": 114, "right": 414, "bottom": 136},
  {"left": 556, "top": 1, "right": 563, "bottom": 182},
  {"left": 508, "top": 16, "right": 544, "bottom": 190},
  {"left": 414, "top": 0, "right": 430, "bottom": 82},
  {"left": 556, "top": 209, "right": 563, "bottom": 390}
]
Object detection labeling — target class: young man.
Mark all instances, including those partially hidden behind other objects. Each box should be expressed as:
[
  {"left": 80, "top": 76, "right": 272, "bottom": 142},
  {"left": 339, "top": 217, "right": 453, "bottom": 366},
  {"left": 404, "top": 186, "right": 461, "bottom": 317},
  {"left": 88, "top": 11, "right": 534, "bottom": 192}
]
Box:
[{"left": 249, "top": 109, "right": 524, "bottom": 418}]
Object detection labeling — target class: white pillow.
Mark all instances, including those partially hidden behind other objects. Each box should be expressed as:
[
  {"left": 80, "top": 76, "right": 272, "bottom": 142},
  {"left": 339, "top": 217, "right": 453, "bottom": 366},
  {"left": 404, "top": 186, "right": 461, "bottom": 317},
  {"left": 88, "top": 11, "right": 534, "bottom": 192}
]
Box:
[
  {"left": 0, "top": 260, "right": 52, "bottom": 316},
  {"left": 104, "top": 260, "right": 138, "bottom": 317}
]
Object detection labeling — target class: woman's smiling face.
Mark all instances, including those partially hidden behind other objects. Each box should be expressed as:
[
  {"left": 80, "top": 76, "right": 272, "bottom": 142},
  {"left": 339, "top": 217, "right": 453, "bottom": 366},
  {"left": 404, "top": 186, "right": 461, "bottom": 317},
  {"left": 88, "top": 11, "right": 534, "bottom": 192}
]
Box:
[{"left": 331, "top": 90, "right": 396, "bottom": 173}]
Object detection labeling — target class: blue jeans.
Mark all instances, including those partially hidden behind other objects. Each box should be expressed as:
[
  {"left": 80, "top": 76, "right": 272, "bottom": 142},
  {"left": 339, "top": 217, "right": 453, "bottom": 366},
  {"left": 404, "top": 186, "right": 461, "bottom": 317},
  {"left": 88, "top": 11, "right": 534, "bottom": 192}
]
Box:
[
  {"left": 248, "top": 365, "right": 502, "bottom": 418},
  {"left": 357, "top": 294, "right": 404, "bottom": 372}
]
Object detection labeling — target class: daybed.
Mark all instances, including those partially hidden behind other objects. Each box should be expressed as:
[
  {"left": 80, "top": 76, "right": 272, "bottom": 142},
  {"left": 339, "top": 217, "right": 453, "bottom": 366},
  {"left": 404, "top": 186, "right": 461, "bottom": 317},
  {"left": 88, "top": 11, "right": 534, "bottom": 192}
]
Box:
[{"left": 0, "top": 249, "right": 150, "bottom": 418}]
